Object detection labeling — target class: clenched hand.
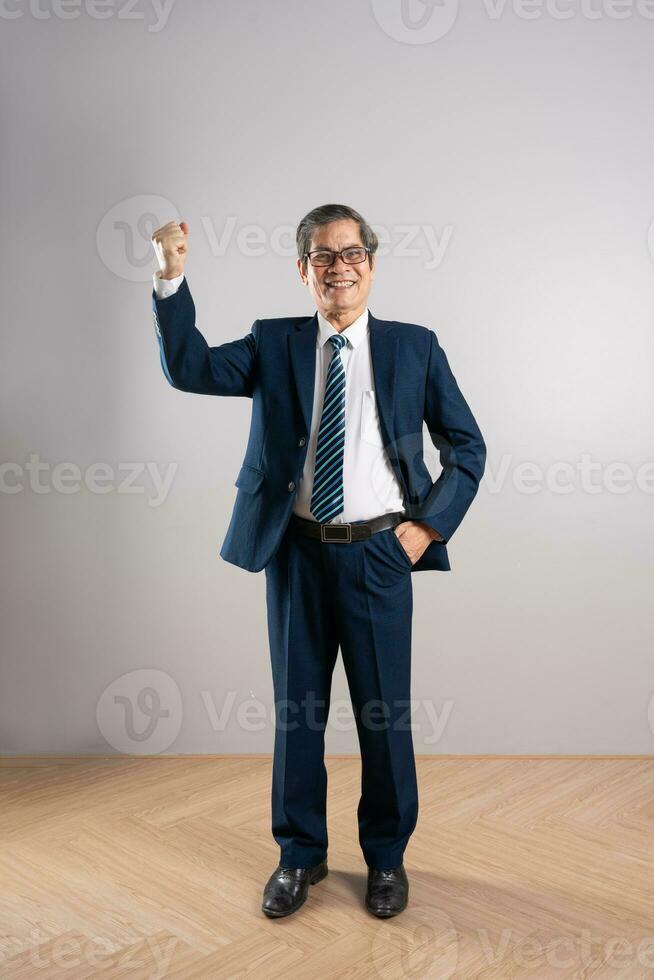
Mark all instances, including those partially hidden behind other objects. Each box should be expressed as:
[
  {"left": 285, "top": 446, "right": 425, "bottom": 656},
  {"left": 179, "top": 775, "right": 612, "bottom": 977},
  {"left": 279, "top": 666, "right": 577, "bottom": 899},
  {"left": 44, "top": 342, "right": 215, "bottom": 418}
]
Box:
[{"left": 151, "top": 220, "right": 189, "bottom": 280}]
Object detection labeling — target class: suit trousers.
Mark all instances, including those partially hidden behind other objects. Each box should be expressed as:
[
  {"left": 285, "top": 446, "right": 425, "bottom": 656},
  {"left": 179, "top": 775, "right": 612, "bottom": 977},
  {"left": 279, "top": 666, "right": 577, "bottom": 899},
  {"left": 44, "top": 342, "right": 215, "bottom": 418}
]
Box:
[{"left": 263, "top": 516, "right": 419, "bottom": 870}]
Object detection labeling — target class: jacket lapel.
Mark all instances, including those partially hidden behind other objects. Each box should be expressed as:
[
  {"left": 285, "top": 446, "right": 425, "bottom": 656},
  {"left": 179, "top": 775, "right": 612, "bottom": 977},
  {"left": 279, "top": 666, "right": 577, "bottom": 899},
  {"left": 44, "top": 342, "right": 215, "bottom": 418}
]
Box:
[
  {"left": 289, "top": 313, "right": 318, "bottom": 437},
  {"left": 288, "top": 309, "right": 399, "bottom": 452},
  {"left": 368, "top": 310, "right": 399, "bottom": 456}
]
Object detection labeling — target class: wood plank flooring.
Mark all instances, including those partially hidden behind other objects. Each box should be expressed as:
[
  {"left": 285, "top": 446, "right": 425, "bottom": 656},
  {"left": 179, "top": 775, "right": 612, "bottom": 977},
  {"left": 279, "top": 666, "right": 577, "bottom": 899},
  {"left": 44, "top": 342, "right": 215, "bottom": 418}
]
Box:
[{"left": 1, "top": 756, "right": 653, "bottom": 979}]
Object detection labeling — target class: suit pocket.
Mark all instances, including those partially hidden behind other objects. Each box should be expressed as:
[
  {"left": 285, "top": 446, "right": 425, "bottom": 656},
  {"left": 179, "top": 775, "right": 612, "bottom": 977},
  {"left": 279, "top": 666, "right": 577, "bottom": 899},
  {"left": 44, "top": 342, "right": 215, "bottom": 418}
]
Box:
[
  {"left": 234, "top": 463, "right": 265, "bottom": 493},
  {"left": 389, "top": 528, "right": 413, "bottom": 568},
  {"left": 360, "top": 390, "right": 384, "bottom": 446}
]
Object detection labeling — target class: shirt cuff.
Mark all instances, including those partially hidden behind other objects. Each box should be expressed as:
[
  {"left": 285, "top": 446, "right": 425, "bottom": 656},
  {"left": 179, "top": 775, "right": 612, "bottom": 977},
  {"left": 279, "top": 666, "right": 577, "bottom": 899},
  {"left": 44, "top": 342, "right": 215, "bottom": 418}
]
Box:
[{"left": 153, "top": 270, "right": 184, "bottom": 300}]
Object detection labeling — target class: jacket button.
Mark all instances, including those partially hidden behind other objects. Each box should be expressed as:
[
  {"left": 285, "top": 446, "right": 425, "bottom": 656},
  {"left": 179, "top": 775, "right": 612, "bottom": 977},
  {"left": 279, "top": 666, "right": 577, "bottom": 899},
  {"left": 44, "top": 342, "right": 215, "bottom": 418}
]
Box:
[
  {"left": 288, "top": 481, "right": 296, "bottom": 492},
  {"left": 298, "top": 436, "right": 306, "bottom": 447}
]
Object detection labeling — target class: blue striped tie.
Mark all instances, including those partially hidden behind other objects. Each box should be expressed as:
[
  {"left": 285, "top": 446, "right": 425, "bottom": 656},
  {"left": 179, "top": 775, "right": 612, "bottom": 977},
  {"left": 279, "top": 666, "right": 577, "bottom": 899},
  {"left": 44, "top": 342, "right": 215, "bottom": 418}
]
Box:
[{"left": 310, "top": 333, "right": 348, "bottom": 523}]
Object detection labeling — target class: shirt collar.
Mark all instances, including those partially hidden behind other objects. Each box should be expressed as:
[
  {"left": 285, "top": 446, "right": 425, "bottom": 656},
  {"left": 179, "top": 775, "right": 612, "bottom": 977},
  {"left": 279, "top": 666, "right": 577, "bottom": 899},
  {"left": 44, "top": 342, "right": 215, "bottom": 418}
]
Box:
[{"left": 316, "top": 307, "right": 369, "bottom": 350}]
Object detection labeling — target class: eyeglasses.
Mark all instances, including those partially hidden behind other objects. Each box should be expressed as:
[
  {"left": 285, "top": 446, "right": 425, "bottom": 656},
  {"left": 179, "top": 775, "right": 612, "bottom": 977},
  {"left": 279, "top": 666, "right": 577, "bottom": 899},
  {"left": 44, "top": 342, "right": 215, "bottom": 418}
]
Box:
[{"left": 304, "top": 246, "right": 370, "bottom": 267}]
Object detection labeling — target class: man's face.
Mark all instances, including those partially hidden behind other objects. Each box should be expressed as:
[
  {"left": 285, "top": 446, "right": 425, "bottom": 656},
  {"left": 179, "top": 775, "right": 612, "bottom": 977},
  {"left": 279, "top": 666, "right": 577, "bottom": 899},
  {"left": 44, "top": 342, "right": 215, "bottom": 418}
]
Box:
[{"left": 297, "top": 219, "right": 375, "bottom": 318}]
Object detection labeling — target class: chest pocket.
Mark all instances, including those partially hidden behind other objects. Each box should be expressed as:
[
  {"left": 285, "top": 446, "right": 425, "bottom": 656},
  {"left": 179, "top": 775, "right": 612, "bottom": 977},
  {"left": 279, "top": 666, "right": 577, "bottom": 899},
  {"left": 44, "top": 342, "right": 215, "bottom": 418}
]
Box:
[{"left": 360, "top": 390, "right": 384, "bottom": 447}]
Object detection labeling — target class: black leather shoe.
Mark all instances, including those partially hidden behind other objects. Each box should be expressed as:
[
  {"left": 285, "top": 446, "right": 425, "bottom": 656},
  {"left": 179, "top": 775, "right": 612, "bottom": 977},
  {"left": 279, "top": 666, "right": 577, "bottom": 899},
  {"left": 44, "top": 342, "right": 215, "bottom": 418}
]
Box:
[
  {"left": 365, "top": 863, "right": 409, "bottom": 917},
  {"left": 261, "top": 859, "right": 328, "bottom": 918}
]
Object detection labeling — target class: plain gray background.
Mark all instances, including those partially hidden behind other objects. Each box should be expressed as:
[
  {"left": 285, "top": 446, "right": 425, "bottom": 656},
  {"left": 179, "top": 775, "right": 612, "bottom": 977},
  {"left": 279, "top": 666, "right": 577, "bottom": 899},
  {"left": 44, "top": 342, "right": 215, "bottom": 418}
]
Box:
[{"left": 2, "top": 0, "right": 653, "bottom": 755}]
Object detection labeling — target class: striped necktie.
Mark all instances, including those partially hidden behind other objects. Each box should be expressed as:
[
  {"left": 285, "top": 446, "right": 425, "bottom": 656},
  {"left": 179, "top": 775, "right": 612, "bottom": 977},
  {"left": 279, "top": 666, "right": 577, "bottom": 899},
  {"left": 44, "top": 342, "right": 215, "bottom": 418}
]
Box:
[{"left": 310, "top": 333, "right": 348, "bottom": 523}]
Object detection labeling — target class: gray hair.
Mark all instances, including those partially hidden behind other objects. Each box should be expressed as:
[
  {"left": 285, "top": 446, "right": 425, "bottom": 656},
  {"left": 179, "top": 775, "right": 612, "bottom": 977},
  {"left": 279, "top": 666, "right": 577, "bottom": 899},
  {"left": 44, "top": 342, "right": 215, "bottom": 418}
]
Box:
[{"left": 296, "top": 203, "right": 378, "bottom": 269}]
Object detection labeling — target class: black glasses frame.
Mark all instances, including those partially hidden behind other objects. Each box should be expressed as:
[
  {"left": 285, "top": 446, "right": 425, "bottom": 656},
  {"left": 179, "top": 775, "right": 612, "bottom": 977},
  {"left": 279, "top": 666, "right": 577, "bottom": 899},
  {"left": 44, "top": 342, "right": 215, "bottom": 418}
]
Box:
[{"left": 304, "top": 247, "right": 371, "bottom": 267}]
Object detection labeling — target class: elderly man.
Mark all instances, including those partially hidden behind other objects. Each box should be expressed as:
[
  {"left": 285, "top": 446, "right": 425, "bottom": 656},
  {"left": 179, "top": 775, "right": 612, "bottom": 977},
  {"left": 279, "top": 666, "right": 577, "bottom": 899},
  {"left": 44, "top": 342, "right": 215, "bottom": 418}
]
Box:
[{"left": 150, "top": 203, "right": 486, "bottom": 918}]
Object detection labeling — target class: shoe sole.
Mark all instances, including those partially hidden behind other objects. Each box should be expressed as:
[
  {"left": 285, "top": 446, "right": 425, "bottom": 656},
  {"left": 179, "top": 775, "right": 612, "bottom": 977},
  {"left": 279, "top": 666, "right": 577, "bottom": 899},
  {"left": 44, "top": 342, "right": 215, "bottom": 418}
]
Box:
[{"left": 261, "top": 863, "right": 328, "bottom": 918}]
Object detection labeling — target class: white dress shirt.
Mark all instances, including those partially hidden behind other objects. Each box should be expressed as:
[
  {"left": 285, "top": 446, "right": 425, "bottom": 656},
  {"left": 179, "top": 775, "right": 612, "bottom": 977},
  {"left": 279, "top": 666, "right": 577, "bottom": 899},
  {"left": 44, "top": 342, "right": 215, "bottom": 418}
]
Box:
[{"left": 153, "top": 272, "right": 406, "bottom": 523}]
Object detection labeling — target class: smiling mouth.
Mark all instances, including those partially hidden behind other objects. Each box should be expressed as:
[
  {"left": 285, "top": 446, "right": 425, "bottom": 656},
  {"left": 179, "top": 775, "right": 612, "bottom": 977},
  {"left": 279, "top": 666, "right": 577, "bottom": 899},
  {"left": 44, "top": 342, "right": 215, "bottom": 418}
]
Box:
[{"left": 325, "top": 280, "right": 357, "bottom": 289}]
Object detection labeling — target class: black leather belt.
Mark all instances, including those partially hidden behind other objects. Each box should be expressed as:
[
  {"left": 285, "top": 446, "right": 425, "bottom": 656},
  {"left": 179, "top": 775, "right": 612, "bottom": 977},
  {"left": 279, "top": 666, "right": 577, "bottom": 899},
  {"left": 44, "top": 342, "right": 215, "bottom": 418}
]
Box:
[{"left": 289, "top": 511, "right": 406, "bottom": 543}]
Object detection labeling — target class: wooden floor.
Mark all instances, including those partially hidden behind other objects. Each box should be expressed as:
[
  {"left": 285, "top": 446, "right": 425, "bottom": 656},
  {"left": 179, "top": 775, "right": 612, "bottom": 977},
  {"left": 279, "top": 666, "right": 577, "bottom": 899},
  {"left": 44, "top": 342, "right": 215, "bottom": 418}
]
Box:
[{"left": 1, "top": 756, "right": 653, "bottom": 979}]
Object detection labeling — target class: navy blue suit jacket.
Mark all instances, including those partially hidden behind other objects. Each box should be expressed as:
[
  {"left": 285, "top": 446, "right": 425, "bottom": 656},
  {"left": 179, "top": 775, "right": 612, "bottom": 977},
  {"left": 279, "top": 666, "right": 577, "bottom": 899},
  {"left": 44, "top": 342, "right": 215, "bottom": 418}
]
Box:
[{"left": 152, "top": 277, "right": 486, "bottom": 573}]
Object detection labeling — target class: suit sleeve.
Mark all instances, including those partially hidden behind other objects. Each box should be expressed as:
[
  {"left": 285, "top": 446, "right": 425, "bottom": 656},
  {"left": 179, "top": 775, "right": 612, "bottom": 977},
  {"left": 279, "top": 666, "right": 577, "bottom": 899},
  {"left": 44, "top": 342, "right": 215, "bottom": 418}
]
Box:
[
  {"left": 414, "top": 329, "right": 486, "bottom": 544},
  {"left": 152, "top": 276, "right": 259, "bottom": 397}
]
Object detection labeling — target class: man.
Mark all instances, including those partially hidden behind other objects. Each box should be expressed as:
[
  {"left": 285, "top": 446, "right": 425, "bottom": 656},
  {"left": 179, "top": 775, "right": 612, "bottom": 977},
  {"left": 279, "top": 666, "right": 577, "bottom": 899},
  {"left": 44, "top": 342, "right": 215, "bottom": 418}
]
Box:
[{"left": 150, "top": 203, "right": 486, "bottom": 919}]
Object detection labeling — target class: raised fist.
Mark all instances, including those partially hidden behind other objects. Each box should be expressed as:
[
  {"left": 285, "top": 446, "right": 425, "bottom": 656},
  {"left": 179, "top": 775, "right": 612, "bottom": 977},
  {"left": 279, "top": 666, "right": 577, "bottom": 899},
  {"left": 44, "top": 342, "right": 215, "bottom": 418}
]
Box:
[{"left": 151, "top": 220, "right": 189, "bottom": 279}]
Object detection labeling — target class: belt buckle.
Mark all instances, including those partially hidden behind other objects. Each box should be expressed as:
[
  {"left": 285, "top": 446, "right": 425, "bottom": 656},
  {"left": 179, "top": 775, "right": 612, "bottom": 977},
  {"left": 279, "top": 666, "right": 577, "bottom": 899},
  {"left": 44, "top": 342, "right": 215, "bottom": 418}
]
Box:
[{"left": 320, "top": 522, "right": 352, "bottom": 543}]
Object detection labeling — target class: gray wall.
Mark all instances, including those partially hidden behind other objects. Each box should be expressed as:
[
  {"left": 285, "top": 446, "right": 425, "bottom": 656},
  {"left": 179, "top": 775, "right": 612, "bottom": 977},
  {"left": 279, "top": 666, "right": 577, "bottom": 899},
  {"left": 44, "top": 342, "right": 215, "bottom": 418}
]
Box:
[{"left": 2, "top": 0, "right": 653, "bottom": 755}]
